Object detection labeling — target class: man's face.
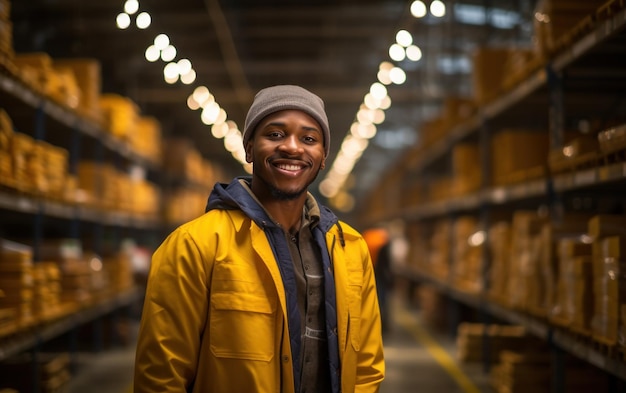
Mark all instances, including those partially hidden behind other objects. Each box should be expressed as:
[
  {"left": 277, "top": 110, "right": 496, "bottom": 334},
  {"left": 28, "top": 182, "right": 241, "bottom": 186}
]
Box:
[{"left": 246, "top": 109, "right": 326, "bottom": 201}]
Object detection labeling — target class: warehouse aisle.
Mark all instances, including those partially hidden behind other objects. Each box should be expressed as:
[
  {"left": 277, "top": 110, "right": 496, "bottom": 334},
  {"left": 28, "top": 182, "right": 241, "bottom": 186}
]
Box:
[{"left": 64, "top": 290, "right": 494, "bottom": 393}]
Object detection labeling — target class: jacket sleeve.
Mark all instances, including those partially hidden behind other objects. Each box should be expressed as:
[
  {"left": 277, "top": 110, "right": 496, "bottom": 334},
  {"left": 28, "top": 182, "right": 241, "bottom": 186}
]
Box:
[
  {"left": 134, "top": 226, "right": 213, "bottom": 392},
  {"left": 355, "top": 237, "right": 385, "bottom": 392}
]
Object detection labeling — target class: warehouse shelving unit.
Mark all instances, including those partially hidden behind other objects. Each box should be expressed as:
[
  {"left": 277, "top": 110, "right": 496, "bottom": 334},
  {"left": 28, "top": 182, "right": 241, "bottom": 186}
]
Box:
[
  {"left": 367, "top": 2, "right": 626, "bottom": 390},
  {"left": 0, "top": 56, "right": 165, "bottom": 392}
]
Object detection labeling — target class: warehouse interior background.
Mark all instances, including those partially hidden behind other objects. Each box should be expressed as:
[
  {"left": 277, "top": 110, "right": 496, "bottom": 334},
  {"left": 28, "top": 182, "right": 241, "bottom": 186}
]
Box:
[
  {"left": 10, "top": 0, "right": 541, "bottom": 222},
  {"left": 3, "top": 0, "right": 626, "bottom": 392}
]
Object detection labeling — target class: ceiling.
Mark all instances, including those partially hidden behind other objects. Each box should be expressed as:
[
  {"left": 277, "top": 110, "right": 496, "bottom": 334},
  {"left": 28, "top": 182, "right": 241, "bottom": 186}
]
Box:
[{"left": 9, "top": 0, "right": 537, "bottom": 222}]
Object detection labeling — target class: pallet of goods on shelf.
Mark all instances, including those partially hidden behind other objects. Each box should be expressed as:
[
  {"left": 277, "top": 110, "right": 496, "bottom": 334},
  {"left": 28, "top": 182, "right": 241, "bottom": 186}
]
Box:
[
  {"left": 471, "top": 46, "right": 514, "bottom": 106},
  {"left": 451, "top": 215, "right": 483, "bottom": 294},
  {"left": 76, "top": 161, "right": 160, "bottom": 216},
  {"left": 506, "top": 211, "right": 549, "bottom": 312},
  {"left": 450, "top": 142, "right": 482, "bottom": 197},
  {"left": 500, "top": 47, "right": 543, "bottom": 93},
  {"left": 550, "top": 236, "right": 594, "bottom": 333},
  {"left": 53, "top": 57, "right": 102, "bottom": 124},
  {"left": 0, "top": 12, "right": 11, "bottom": 61},
  {"left": 427, "top": 219, "right": 452, "bottom": 281},
  {"left": 530, "top": 214, "right": 592, "bottom": 319},
  {"left": 0, "top": 108, "right": 71, "bottom": 199},
  {"left": 490, "top": 129, "right": 549, "bottom": 187},
  {"left": 489, "top": 349, "right": 610, "bottom": 393},
  {"left": 132, "top": 115, "right": 162, "bottom": 163},
  {"left": 99, "top": 93, "right": 140, "bottom": 141},
  {"left": 548, "top": 133, "right": 601, "bottom": 174},
  {"left": 487, "top": 221, "right": 513, "bottom": 306},
  {"left": 533, "top": 0, "right": 610, "bottom": 58},
  {"left": 0, "top": 108, "right": 13, "bottom": 187},
  {"left": 13, "top": 53, "right": 79, "bottom": 109},
  {"left": 588, "top": 215, "right": 626, "bottom": 349},
  {"left": 456, "top": 323, "right": 540, "bottom": 363},
  {"left": 597, "top": 123, "right": 626, "bottom": 158},
  {"left": 0, "top": 239, "right": 36, "bottom": 329}
]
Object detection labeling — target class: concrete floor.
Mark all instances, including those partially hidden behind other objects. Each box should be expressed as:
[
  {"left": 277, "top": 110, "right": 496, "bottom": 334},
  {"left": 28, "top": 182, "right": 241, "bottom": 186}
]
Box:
[{"left": 64, "top": 292, "right": 495, "bottom": 393}]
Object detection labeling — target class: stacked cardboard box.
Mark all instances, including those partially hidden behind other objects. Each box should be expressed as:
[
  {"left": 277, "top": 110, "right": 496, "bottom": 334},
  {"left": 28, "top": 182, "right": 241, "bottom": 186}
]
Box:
[
  {"left": 162, "top": 137, "right": 208, "bottom": 185},
  {"left": 501, "top": 48, "right": 541, "bottom": 91},
  {"left": 597, "top": 124, "right": 626, "bottom": 155},
  {"left": 551, "top": 237, "right": 593, "bottom": 333},
  {"left": 0, "top": 108, "right": 14, "bottom": 187},
  {"left": 0, "top": 0, "right": 11, "bottom": 60},
  {"left": 131, "top": 115, "right": 162, "bottom": 162},
  {"left": 38, "top": 239, "right": 91, "bottom": 307},
  {"left": 588, "top": 215, "right": 626, "bottom": 345},
  {"left": 42, "top": 142, "right": 69, "bottom": 200},
  {"left": 10, "top": 131, "right": 35, "bottom": 192},
  {"left": 32, "top": 262, "right": 62, "bottom": 322},
  {"left": 487, "top": 221, "right": 512, "bottom": 305},
  {"left": 456, "top": 323, "right": 536, "bottom": 363},
  {"left": 490, "top": 350, "right": 609, "bottom": 393},
  {"left": 451, "top": 215, "right": 483, "bottom": 293},
  {"left": 103, "top": 252, "right": 134, "bottom": 292},
  {"left": 533, "top": 0, "right": 607, "bottom": 57},
  {"left": 507, "top": 211, "right": 547, "bottom": 311},
  {"left": 76, "top": 161, "right": 118, "bottom": 210},
  {"left": 164, "top": 188, "right": 208, "bottom": 224},
  {"left": 428, "top": 219, "right": 452, "bottom": 281},
  {"left": 54, "top": 58, "right": 102, "bottom": 123},
  {"left": 0, "top": 239, "right": 36, "bottom": 328},
  {"left": 490, "top": 129, "right": 549, "bottom": 186},
  {"left": 131, "top": 179, "right": 160, "bottom": 217},
  {"left": 0, "top": 352, "right": 72, "bottom": 393},
  {"left": 427, "top": 176, "right": 455, "bottom": 202},
  {"left": 548, "top": 134, "right": 600, "bottom": 173},
  {"left": 404, "top": 221, "right": 429, "bottom": 272},
  {"left": 471, "top": 47, "right": 512, "bottom": 105},
  {"left": 99, "top": 93, "right": 139, "bottom": 141},
  {"left": 528, "top": 215, "right": 590, "bottom": 318},
  {"left": 451, "top": 143, "right": 482, "bottom": 196},
  {"left": 0, "top": 290, "right": 17, "bottom": 337}
]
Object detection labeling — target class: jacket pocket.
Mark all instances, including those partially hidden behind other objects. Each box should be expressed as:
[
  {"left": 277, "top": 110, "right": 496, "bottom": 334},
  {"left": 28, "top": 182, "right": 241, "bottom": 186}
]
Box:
[
  {"left": 347, "top": 272, "right": 363, "bottom": 352},
  {"left": 210, "top": 291, "right": 277, "bottom": 361}
]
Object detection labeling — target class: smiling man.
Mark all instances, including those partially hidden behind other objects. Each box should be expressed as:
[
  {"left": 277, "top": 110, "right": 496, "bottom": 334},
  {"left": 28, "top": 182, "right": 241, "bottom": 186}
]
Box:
[{"left": 134, "top": 85, "right": 385, "bottom": 393}]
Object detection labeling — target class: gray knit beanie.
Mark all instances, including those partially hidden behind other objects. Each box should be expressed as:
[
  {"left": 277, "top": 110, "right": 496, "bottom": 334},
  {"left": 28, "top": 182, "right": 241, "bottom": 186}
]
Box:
[{"left": 243, "top": 85, "right": 330, "bottom": 156}]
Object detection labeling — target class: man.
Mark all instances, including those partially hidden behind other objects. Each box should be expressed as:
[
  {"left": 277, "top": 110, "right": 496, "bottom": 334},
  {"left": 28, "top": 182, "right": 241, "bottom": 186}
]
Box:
[{"left": 134, "top": 85, "right": 385, "bottom": 393}]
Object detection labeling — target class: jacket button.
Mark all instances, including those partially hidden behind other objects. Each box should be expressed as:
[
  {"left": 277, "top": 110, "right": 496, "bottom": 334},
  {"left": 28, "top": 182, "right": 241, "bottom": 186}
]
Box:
[{"left": 282, "top": 355, "right": 290, "bottom": 363}]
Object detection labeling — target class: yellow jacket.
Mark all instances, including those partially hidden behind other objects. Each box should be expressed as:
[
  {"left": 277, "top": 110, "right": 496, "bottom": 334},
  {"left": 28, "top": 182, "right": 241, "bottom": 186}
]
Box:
[{"left": 134, "top": 190, "right": 384, "bottom": 392}]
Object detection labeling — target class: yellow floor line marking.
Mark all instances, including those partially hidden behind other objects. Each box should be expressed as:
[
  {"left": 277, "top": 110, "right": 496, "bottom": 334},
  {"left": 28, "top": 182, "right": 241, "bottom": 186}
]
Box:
[{"left": 396, "top": 309, "right": 483, "bottom": 393}]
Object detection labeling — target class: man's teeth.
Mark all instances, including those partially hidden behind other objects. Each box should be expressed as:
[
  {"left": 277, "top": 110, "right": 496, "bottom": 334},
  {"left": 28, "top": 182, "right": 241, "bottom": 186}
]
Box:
[{"left": 277, "top": 164, "right": 302, "bottom": 171}]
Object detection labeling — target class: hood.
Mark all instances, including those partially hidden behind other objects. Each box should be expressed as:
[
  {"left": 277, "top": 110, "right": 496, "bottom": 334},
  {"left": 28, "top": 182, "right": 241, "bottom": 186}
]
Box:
[{"left": 205, "top": 176, "right": 340, "bottom": 233}]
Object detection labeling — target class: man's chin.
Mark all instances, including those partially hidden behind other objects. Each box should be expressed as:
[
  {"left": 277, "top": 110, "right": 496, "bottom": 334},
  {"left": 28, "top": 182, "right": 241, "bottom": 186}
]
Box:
[{"left": 269, "top": 186, "right": 306, "bottom": 201}]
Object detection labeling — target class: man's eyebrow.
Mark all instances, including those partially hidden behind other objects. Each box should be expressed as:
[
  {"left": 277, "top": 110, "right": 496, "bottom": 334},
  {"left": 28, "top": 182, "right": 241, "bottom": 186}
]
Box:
[{"left": 263, "top": 121, "right": 321, "bottom": 133}]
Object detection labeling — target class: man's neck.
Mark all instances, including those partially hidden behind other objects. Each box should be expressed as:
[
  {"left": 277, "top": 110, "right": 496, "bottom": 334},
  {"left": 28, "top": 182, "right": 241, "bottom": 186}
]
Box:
[{"left": 261, "top": 197, "right": 305, "bottom": 234}]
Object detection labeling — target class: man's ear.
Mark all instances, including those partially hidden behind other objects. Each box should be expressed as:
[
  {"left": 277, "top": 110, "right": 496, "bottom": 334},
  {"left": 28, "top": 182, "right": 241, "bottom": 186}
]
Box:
[
  {"left": 321, "top": 156, "right": 326, "bottom": 170},
  {"left": 245, "top": 141, "right": 253, "bottom": 163}
]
